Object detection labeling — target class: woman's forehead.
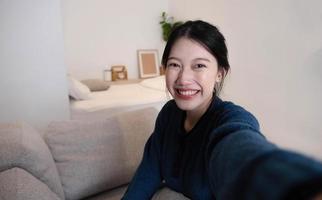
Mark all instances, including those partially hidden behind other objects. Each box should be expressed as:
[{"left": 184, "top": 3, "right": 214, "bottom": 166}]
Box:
[{"left": 169, "top": 38, "right": 217, "bottom": 62}]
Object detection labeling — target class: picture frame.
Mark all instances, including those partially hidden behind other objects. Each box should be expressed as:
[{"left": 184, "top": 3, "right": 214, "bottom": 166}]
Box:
[
  {"left": 137, "top": 49, "right": 160, "bottom": 78},
  {"left": 111, "top": 65, "right": 128, "bottom": 81}
]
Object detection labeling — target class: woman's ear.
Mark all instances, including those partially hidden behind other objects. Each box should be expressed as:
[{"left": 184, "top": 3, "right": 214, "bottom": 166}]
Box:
[
  {"left": 216, "top": 74, "right": 222, "bottom": 83},
  {"left": 216, "top": 68, "right": 225, "bottom": 83}
]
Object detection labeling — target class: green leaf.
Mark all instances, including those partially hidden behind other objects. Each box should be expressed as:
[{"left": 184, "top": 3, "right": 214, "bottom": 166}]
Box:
[{"left": 159, "top": 12, "right": 184, "bottom": 41}]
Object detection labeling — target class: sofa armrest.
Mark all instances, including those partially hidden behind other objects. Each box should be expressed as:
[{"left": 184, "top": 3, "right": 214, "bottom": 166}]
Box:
[
  {"left": 0, "top": 167, "right": 61, "bottom": 200},
  {"left": 0, "top": 122, "right": 64, "bottom": 200}
]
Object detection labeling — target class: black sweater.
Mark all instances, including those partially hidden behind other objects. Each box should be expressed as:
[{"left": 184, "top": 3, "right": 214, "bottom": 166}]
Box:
[{"left": 123, "top": 97, "right": 322, "bottom": 199}]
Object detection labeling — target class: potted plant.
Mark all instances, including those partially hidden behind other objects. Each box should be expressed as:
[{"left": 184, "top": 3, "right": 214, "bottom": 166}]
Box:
[{"left": 159, "top": 12, "right": 183, "bottom": 42}]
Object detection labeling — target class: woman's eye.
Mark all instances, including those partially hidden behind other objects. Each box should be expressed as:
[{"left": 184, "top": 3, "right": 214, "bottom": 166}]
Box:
[
  {"left": 167, "top": 63, "right": 180, "bottom": 68},
  {"left": 195, "top": 64, "right": 206, "bottom": 69}
]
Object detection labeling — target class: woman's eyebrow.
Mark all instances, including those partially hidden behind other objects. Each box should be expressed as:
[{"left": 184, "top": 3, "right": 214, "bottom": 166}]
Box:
[
  {"left": 192, "top": 57, "right": 211, "bottom": 62},
  {"left": 167, "top": 57, "right": 181, "bottom": 61},
  {"left": 168, "top": 57, "right": 211, "bottom": 62}
]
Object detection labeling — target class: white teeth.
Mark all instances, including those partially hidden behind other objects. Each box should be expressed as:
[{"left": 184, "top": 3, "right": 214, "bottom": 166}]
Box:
[{"left": 177, "top": 90, "right": 198, "bottom": 96}]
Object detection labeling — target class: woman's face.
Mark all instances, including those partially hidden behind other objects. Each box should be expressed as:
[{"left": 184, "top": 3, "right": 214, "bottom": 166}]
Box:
[{"left": 165, "top": 38, "right": 222, "bottom": 113}]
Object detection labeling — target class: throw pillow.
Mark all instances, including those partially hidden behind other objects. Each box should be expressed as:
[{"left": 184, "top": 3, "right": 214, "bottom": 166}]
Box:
[
  {"left": 81, "top": 79, "right": 110, "bottom": 92},
  {"left": 68, "top": 75, "right": 91, "bottom": 100},
  {"left": 139, "top": 75, "right": 166, "bottom": 91}
]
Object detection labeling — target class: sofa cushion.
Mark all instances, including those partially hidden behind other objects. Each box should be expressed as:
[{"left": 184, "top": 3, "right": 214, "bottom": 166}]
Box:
[
  {"left": 0, "top": 167, "right": 61, "bottom": 200},
  {"left": 0, "top": 122, "right": 65, "bottom": 200},
  {"left": 152, "top": 187, "right": 191, "bottom": 200},
  {"left": 44, "top": 107, "right": 158, "bottom": 200},
  {"left": 85, "top": 185, "right": 128, "bottom": 200},
  {"left": 84, "top": 186, "right": 191, "bottom": 200}
]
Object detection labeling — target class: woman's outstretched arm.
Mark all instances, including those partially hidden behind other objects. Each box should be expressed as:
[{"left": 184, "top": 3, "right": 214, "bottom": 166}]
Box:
[{"left": 207, "top": 108, "right": 322, "bottom": 199}]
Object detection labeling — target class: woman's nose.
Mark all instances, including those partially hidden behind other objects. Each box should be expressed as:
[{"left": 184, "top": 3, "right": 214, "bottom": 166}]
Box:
[{"left": 176, "top": 67, "right": 194, "bottom": 85}]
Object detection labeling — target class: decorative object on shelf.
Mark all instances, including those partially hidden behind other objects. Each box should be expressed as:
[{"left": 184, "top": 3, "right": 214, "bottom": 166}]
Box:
[
  {"left": 159, "top": 12, "right": 183, "bottom": 42},
  {"left": 111, "top": 65, "right": 128, "bottom": 81},
  {"left": 103, "top": 69, "right": 112, "bottom": 81},
  {"left": 137, "top": 49, "right": 160, "bottom": 78}
]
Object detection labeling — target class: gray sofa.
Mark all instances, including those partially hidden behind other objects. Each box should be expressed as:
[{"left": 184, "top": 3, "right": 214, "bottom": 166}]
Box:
[{"left": 0, "top": 108, "right": 189, "bottom": 200}]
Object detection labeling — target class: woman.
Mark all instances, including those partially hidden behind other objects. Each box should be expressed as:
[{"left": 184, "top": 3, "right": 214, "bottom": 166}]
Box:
[{"left": 122, "top": 20, "right": 322, "bottom": 199}]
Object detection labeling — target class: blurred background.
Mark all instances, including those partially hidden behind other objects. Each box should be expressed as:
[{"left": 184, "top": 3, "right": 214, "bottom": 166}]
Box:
[{"left": 1, "top": 0, "right": 321, "bottom": 160}]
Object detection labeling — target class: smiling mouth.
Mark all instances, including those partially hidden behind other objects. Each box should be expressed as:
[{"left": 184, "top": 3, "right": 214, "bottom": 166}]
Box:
[{"left": 175, "top": 89, "right": 200, "bottom": 99}]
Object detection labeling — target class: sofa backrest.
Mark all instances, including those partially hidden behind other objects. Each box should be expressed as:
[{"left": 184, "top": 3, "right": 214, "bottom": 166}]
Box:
[{"left": 44, "top": 107, "right": 159, "bottom": 200}]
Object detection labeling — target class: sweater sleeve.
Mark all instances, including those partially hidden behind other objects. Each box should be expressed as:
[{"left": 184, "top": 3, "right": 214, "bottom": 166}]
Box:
[
  {"left": 122, "top": 109, "right": 165, "bottom": 199},
  {"left": 206, "top": 107, "right": 322, "bottom": 200}
]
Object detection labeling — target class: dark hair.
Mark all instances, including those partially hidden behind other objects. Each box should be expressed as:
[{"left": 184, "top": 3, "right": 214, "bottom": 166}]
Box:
[{"left": 161, "top": 20, "right": 230, "bottom": 95}]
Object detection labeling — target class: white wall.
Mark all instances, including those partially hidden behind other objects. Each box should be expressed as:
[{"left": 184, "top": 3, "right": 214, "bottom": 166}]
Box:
[
  {"left": 62, "top": 0, "right": 168, "bottom": 80},
  {"left": 169, "top": 0, "right": 322, "bottom": 159},
  {"left": 0, "top": 0, "right": 70, "bottom": 129}
]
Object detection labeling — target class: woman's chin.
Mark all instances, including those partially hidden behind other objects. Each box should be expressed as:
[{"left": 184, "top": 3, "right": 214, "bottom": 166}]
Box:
[{"left": 174, "top": 99, "right": 198, "bottom": 111}]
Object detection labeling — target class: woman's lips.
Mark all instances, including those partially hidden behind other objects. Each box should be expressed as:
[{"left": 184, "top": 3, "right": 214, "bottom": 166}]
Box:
[{"left": 175, "top": 88, "right": 200, "bottom": 100}]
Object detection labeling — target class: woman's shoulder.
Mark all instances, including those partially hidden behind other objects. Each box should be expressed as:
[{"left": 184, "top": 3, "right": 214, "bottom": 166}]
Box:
[
  {"left": 212, "top": 97, "right": 260, "bottom": 131},
  {"left": 213, "top": 97, "right": 247, "bottom": 113}
]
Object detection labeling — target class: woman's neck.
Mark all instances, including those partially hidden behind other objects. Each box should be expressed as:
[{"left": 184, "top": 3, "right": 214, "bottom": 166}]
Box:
[{"left": 184, "top": 96, "right": 213, "bottom": 132}]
